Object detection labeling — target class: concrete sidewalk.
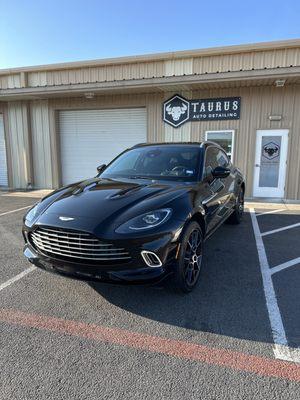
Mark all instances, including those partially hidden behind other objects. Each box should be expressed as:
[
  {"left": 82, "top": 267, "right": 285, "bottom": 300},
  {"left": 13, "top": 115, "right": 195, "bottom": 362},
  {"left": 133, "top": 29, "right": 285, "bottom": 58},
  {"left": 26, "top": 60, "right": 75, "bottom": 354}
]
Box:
[
  {"left": 245, "top": 201, "right": 300, "bottom": 211},
  {"left": 0, "top": 190, "right": 53, "bottom": 198}
]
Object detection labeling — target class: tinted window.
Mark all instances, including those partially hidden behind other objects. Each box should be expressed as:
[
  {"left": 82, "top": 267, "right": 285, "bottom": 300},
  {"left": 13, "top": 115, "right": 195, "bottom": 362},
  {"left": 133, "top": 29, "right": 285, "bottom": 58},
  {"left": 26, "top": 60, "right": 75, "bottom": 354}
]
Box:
[
  {"left": 204, "top": 147, "right": 229, "bottom": 177},
  {"left": 101, "top": 146, "right": 200, "bottom": 181}
]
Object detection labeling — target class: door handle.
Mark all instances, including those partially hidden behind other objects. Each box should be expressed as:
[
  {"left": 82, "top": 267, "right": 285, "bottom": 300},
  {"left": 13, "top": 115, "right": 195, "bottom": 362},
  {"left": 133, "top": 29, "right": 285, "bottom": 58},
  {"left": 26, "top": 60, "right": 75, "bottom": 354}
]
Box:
[{"left": 255, "top": 164, "right": 260, "bottom": 167}]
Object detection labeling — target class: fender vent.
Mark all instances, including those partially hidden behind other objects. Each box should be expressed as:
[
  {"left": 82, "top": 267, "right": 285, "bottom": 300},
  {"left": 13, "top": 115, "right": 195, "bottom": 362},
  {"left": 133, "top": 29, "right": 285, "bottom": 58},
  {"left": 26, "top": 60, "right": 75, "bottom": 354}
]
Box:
[{"left": 141, "top": 251, "right": 162, "bottom": 267}]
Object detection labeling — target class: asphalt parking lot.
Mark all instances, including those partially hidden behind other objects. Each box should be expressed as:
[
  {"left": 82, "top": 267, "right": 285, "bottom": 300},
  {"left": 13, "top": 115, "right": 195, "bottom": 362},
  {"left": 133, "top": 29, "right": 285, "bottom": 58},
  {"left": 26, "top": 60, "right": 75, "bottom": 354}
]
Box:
[{"left": 0, "top": 192, "right": 299, "bottom": 399}]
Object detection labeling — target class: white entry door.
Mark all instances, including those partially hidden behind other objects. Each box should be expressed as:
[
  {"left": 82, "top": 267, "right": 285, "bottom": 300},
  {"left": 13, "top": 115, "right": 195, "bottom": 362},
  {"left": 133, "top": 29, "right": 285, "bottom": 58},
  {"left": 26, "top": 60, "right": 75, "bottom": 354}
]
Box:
[{"left": 253, "top": 130, "right": 288, "bottom": 198}]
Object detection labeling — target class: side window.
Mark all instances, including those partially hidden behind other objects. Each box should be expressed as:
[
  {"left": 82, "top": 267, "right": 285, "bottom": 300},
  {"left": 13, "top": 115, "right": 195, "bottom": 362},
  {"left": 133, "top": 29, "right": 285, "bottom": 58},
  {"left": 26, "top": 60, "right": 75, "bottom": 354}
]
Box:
[
  {"left": 204, "top": 147, "right": 218, "bottom": 177},
  {"left": 204, "top": 147, "right": 229, "bottom": 177}
]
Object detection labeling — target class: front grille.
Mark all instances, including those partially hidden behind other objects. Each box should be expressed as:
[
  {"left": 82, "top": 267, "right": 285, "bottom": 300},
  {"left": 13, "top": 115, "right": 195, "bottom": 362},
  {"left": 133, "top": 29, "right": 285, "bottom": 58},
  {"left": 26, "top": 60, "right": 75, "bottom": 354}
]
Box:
[{"left": 29, "top": 227, "right": 131, "bottom": 263}]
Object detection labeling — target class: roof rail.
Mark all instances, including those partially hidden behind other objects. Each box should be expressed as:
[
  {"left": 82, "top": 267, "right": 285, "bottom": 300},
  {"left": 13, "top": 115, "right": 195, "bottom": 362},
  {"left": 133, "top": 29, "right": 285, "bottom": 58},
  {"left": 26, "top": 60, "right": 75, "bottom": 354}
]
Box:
[{"left": 200, "top": 140, "right": 223, "bottom": 148}]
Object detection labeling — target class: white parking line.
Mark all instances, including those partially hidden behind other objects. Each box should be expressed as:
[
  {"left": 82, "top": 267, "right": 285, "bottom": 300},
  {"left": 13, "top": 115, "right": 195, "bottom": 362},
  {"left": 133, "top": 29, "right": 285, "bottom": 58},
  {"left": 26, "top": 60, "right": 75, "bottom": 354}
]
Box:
[
  {"left": 273, "top": 344, "right": 300, "bottom": 363},
  {"left": 249, "top": 210, "right": 288, "bottom": 345},
  {"left": 0, "top": 266, "right": 36, "bottom": 292},
  {"left": 261, "top": 222, "right": 300, "bottom": 237},
  {"left": 289, "top": 347, "right": 300, "bottom": 363},
  {"left": 256, "top": 209, "right": 285, "bottom": 217},
  {"left": 249, "top": 208, "right": 300, "bottom": 363},
  {"left": 0, "top": 205, "right": 32, "bottom": 217},
  {"left": 271, "top": 257, "right": 300, "bottom": 275}
]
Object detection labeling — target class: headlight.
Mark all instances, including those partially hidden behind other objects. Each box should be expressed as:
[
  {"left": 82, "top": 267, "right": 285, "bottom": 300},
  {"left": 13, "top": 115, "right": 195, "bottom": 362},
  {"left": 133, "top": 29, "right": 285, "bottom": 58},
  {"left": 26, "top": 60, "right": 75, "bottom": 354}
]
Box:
[
  {"left": 115, "top": 208, "right": 172, "bottom": 233},
  {"left": 25, "top": 203, "right": 40, "bottom": 222}
]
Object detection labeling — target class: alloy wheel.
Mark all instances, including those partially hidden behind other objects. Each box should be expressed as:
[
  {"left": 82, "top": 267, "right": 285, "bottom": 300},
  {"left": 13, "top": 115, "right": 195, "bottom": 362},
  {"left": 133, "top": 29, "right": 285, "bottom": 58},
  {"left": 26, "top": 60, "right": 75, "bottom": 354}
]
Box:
[
  {"left": 183, "top": 228, "right": 203, "bottom": 287},
  {"left": 238, "top": 189, "right": 244, "bottom": 216}
]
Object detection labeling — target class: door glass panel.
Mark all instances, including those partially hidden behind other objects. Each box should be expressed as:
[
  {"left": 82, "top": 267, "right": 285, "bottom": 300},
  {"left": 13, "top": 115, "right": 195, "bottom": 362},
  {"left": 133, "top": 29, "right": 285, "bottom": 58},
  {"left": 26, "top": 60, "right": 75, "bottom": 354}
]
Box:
[
  {"left": 259, "top": 136, "right": 281, "bottom": 188},
  {"left": 206, "top": 131, "right": 233, "bottom": 160}
]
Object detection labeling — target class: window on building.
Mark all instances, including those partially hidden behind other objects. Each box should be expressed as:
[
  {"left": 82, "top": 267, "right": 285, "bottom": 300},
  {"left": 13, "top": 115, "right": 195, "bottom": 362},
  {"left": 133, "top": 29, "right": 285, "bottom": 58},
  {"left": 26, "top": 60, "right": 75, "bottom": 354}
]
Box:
[{"left": 205, "top": 130, "right": 234, "bottom": 161}]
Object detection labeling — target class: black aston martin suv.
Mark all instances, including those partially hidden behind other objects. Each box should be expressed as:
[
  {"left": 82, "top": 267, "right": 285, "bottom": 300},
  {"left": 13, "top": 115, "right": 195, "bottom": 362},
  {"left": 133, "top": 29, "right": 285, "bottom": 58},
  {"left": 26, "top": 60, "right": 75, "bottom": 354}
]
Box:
[{"left": 23, "top": 142, "right": 245, "bottom": 292}]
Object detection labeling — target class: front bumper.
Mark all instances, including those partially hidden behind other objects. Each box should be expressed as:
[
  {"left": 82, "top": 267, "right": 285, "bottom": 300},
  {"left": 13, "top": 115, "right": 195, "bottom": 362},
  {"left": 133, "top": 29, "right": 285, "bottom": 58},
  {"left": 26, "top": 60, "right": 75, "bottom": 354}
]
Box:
[{"left": 23, "top": 230, "right": 178, "bottom": 285}]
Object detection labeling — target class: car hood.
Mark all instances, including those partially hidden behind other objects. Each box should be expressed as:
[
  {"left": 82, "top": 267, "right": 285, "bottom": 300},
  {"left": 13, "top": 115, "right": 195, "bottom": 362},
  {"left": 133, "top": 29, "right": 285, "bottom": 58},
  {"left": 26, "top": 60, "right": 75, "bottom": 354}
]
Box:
[{"left": 34, "top": 177, "right": 192, "bottom": 233}]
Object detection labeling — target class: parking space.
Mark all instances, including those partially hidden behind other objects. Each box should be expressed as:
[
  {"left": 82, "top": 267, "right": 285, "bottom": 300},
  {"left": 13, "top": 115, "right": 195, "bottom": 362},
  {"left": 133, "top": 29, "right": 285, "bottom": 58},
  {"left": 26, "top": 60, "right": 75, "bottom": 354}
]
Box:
[
  {"left": 0, "top": 194, "right": 299, "bottom": 399},
  {"left": 0, "top": 191, "right": 46, "bottom": 215},
  {"left": 0, "top": 192, "right": 42, "bottom": 284},
  {"left": 249, "top": 205, "right": 300, "bottom": 361}
]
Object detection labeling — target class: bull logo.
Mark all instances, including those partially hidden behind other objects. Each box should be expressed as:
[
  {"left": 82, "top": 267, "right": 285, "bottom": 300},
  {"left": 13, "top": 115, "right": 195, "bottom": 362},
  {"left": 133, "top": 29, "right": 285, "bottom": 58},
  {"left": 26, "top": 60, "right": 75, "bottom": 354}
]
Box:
[
  {"left": 262, "top": 142, "right": 280, "bottom": 160},
  {"left": 166, "top": 103, "right": 188, "bottom": 121},
  {"left": 163, "top": 95, "right": 190, "bottom": 127}
]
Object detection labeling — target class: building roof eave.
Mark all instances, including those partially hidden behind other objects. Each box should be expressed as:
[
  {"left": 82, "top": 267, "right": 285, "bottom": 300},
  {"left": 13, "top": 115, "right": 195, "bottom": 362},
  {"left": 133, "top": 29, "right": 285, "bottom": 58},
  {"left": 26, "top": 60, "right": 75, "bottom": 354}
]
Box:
[
  {"left": 1, "top": 39, "right": 300, "bottom": 75},
  {"left": 1, "top": 66, "right": 300, "bottom": 101}
]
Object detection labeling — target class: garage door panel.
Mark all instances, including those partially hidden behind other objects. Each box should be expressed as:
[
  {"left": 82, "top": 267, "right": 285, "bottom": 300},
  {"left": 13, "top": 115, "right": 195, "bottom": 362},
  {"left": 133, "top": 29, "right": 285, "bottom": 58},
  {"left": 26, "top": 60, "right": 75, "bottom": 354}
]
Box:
[
  {"left": 59, "top": 108, "right": 147, "bottom": 185},
  {"left": 0, "top": 115, "right": 8, "bottom": 187}
]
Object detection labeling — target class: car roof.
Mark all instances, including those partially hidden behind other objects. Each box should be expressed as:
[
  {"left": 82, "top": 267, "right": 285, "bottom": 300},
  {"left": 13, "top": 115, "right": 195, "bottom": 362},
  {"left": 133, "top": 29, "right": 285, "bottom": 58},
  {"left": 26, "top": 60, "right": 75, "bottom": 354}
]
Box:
[{"left": 131, "top": 141, "right": 222, "bottom": 150}]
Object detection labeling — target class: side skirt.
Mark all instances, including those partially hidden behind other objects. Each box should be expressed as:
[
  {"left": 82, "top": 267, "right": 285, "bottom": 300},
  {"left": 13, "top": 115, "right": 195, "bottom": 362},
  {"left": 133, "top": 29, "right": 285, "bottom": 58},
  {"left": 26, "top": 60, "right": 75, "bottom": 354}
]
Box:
[{"left": 204, "top": 208, "right": 234, "bottom": 242}]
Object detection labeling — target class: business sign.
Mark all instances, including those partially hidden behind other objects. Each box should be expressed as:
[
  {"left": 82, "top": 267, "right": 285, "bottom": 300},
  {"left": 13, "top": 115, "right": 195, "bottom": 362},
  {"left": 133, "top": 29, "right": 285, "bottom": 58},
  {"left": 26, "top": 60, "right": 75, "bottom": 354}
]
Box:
[{"left": 163, "top": 94, "right": 241, "bottom": 128}]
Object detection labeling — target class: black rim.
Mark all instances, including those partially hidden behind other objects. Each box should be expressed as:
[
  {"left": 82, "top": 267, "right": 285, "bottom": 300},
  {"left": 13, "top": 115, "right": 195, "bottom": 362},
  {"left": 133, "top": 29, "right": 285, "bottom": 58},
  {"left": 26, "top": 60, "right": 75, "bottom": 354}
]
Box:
[
  {"left": 183, "top": 228, "right": 202, "bottom": 287},
  {"left": 238, "top": 189, "right": 244, "bottom": 216}
]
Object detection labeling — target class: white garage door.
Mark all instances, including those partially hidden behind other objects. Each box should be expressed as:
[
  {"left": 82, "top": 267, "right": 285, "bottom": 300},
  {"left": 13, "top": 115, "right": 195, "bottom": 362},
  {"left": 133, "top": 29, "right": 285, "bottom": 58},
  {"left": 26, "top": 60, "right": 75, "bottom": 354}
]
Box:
[
  {"left": 59, "top": 108, "right": 147, "bottom": 185},
  {"left": 0, "top": 114, "right": 8, "bottom": 187}
]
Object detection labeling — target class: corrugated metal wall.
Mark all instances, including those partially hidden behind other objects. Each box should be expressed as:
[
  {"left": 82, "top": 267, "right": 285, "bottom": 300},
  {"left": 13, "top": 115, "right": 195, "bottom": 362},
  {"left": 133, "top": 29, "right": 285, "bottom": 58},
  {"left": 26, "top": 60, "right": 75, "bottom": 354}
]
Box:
[
  {"left": 6, "top": 102, "right": 32, "bottom": 188},
  {"left": 1, "top": 46, "right": 300, "bottom": 89},
  {"left": 164, "top": 61, "right": 193, "bottom": 143},
  {"left": 2, "top": 85, "right": 300, "bottom": 199},
  {"left": 0, "top": 114, "right": 8, "bottom": 186},
  {"left": 192, "top": 48, "right": 300, "bottom": 74},
  {"left": 30, "top": 100, "right": 53, "bottom": 188},
  {"left": 177, "top": 85, "right": 300, "bottom": 200},
  {"left": 1, "top": 41, "right": 299, "bottom": 195}
]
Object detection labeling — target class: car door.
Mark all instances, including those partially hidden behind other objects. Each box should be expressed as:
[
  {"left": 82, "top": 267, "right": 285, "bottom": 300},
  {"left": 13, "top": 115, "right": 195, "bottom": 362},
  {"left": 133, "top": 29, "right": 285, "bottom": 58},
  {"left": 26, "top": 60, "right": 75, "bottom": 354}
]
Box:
[{"left": 201, "top": 146, "right": 233, "bottom": 234}]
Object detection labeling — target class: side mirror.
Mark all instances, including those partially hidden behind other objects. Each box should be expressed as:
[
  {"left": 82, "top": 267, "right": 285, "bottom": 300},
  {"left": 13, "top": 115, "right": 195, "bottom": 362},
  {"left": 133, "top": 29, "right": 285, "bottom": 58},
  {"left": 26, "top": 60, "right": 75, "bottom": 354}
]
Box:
[
  {"left": 97, "top": 164, "right": 107, "bottom": 174},
  {"left": 212, "top": 166, "right": 231, "bottom": 179}
]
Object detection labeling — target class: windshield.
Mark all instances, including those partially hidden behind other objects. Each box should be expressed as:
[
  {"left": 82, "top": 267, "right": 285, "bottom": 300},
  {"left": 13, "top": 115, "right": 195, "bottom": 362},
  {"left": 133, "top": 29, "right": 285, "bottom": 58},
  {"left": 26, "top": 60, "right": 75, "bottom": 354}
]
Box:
[{"left": 100, "top": 145, "right": 201, "bottom": 181}]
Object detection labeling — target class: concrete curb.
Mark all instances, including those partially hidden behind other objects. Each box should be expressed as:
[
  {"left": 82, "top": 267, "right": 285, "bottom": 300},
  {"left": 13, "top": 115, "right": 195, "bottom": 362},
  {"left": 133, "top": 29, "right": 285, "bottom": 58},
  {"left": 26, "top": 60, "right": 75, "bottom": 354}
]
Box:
[{"left": 245, "top": 201, "right": 300, "bottom": 211}]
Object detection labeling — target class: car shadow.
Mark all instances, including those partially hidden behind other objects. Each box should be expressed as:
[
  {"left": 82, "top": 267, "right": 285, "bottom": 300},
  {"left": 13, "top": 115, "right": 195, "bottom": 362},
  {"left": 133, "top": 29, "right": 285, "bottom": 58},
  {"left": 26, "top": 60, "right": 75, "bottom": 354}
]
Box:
[{"left": 88, "top": 211, "right": 275, "bottom": 344}]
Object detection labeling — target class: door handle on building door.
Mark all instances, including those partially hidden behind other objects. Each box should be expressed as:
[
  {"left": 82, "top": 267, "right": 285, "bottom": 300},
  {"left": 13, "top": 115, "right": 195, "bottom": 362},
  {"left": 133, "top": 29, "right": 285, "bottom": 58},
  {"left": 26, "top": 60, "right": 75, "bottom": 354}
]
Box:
[{"left": 255, "top": 164, "right": 260, "bottom": 167}]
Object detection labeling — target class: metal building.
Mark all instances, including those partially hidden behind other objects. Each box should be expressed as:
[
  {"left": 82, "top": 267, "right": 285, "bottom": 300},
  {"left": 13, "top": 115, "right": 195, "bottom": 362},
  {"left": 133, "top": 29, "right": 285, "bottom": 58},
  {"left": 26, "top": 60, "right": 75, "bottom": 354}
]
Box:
[{"left": 0, "top": 39, "right": 300, "bottom": 200}]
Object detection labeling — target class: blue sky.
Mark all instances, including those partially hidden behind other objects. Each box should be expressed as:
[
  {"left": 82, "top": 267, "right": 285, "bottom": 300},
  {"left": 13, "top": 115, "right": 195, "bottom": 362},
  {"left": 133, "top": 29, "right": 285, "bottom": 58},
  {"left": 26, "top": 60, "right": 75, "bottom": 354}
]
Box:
[{"left": 0, "top": 0, "right": 299, "bottom": 69}]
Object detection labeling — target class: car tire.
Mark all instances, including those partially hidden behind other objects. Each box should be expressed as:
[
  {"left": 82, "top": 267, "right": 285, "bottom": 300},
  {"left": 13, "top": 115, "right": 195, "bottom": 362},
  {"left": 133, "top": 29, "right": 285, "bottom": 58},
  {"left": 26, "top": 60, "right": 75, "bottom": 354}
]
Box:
[
  {"left": 226, "top": 187, "right": 244, "bottom": 225},
  {"left": 171, "top": 221, "right": 204, "bottom": 293}
]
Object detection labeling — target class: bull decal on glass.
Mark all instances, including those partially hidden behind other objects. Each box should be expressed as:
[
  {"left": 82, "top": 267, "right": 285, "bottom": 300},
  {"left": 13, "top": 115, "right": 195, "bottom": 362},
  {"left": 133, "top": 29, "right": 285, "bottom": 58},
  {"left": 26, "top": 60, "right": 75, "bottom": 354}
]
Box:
[{"left": 262, "top": 142, "right": 280, "bottom": 160}]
